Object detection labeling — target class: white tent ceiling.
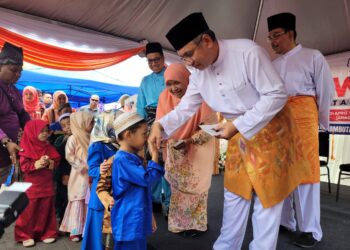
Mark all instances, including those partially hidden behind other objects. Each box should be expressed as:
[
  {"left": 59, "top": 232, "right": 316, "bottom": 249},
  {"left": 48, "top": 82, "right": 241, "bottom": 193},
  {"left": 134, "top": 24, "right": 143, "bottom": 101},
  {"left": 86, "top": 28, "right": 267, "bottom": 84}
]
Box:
[{"left": 0, "top": 0, "right": 349, "bottom": 59}]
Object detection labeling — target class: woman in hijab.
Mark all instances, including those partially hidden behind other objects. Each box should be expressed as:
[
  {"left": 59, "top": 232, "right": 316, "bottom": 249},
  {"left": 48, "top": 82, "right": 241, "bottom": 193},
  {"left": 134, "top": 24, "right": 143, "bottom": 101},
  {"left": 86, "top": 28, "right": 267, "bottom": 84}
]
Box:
[
  {"left": 22, "top": 86, "right": 43, "bottom": 119},
  {"left": 59, "top": 111, "right": 94, "bottom": 242},
  {"left": 156, "top": 63, "right": 217, "bottom": 237},
  {"left": 42, "top": 90, "right": 68, "bottom": 124},
  {"left": 81, "top": 110, "right": 122, "bottom": 250}
]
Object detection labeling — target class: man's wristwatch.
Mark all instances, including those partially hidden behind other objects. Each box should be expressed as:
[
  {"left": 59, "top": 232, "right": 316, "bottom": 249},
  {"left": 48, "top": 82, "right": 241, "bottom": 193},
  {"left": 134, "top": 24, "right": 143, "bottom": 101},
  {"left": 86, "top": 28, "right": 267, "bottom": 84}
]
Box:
[{"left": 2, "top": 138, "right": 12, "bottom": 148}]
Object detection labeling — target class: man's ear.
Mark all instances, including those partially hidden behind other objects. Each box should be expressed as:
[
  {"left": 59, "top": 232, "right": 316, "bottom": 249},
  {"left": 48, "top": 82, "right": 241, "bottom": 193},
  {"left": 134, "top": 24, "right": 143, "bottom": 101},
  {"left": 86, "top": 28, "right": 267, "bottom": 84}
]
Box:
[{"left": 202, "top": 34, "right": 214, "bottom": 49}]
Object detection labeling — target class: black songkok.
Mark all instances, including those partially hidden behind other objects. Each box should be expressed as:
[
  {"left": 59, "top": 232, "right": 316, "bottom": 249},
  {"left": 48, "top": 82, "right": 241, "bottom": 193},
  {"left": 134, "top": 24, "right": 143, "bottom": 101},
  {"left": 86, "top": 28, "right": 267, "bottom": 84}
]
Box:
[
  {"left": 145, "top": 42, "right": 163, "bottom": 55},
  {"left": 166, "top": 12, "right": 209, "bottom": 51},
  {"left": 0, "top": 42, "right": 23, "bottom": 65},
  {"left": 267, "top": 12, "right": 296, "bottom": 32}
]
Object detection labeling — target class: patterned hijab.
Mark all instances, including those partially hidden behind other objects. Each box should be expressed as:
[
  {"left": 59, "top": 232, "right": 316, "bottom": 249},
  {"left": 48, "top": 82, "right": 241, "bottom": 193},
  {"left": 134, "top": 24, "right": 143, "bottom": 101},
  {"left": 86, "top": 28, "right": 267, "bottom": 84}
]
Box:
[
  {"left": 70, "top": 111, "right": 94, "bottom": 160},
  {"left": 90, "top": 109, "right": 123, "bottom": 144},
  {"left": 22, "top": 86, "right": 40, "bottom": 113}
]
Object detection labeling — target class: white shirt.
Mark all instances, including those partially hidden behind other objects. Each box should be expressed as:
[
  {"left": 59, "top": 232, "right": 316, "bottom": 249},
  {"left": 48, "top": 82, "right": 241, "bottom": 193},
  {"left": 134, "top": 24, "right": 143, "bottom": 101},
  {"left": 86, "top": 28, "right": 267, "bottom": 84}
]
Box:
[
  {"left": 273, "top": 44, "right": 335, "bottom": 130},
  {"left": 159, "top": 39, "right": 287, "bottom": 139}
]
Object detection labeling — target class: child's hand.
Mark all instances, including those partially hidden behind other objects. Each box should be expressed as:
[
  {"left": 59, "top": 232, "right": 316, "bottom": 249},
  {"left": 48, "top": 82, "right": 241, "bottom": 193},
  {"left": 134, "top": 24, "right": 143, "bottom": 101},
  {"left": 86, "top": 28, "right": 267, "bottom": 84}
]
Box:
[
  {"left": 107, "top": 196, "right": 114, "bottom": 212},
  {"left": 148, "top": 141, "right": 159, "bottom": 163},
  {"left": 47, "top": 159, "right": 55, "bottom": 170},
  {"left": 35, "top": 155, "right": 49, "bottom": 169},
  {"left": 61, "top": 175, "right": 69, "bottom": 186},
  {"left": 100, "top": 160, "right": 112, "bottom": 175},
  {"left": 152, "top": 213, "right": 157, "bottom": 233},
  {"left": 41, "top": 155, "right": 50, "bottom": 166}
]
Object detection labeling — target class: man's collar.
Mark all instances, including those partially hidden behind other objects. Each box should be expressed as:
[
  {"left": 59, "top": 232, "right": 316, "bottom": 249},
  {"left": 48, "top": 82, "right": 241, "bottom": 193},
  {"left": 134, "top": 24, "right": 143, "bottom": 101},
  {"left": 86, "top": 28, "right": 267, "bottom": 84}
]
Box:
[
  {"left": 212, "top": 40, "right": 224, "bottom": 69},
  {"left": 283, "top": 44, "right": 302, "bottom": 58},
  {"left": 152, "top": 66, "right": 166, "bottom": 75}
]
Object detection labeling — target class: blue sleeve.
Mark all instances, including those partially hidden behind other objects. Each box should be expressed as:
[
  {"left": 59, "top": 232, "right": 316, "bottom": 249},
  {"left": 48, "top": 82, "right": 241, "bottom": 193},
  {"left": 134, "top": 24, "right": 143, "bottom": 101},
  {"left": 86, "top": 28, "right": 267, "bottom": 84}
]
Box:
[
  {"left": 117, "top": 157, "right": 164, "bottom": 187},
  {"left": 136, "top": 78, "right": 147, "bottom": 118},
  {"left": 87, "top": 143, "right": 104, "bottom": 179}
]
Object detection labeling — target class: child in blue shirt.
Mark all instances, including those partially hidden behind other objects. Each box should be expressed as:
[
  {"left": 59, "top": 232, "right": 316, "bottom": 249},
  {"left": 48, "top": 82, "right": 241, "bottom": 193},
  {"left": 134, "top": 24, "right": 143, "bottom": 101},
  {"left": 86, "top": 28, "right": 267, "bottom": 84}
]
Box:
[{"left": 111, "top": 112, "right": 164, "bottom": 250}]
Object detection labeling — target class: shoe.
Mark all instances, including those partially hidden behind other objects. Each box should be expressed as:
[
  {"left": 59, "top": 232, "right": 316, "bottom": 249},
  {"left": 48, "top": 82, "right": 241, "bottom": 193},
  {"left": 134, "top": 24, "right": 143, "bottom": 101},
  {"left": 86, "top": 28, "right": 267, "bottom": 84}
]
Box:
[
  {"left": 294, "top": 232, "right": 318, "bottom": 248},
  {"left": 279, "top": 225, "right": 295, "bottom": 233},
  {"left": 152, "top": 202, "right": 162, "bottom": 213},
  {"left": 162, "top": 205, "right": 169, "bottom": 220},
  {"left": 69, "top": 235, "right": 82, "bottom": 242},
  {"left": 43, "top": 238, "right": 56, "bottom": 244},
  {"left": 22, "top": 239, "right": 35, "bottom": 247},
  {"left": 182, "top": 229, "right": 207, "bottom": 238}
]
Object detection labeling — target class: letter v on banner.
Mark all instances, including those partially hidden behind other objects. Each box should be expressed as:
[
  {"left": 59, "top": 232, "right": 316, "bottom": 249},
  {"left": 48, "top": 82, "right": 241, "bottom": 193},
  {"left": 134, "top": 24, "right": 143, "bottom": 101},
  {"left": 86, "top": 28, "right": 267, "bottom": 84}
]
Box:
[{"left": 333, "top": 77, "right": 350, "bottom": 97}]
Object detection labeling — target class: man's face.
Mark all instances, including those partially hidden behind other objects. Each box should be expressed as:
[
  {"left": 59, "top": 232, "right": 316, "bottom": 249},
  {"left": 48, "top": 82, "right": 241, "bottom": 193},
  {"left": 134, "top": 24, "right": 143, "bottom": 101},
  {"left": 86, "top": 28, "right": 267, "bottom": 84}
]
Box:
[
  {"left": 268, "top": 28, "right": 293, "bottom": 55},
  {"left": 43, "top": 94, "right": 52, "bottom": 105},
  {"left": 90, "top": 97, "right": 99, "bottom": 109},
  {"left": 146, "top": 52, "right": 165, "bottom": 73},
  {"left": 177, "top": 35, "right": 216, "bottom": 70},
  {"left": 0, "top": 64, "right": 22, "bottom": 84}
]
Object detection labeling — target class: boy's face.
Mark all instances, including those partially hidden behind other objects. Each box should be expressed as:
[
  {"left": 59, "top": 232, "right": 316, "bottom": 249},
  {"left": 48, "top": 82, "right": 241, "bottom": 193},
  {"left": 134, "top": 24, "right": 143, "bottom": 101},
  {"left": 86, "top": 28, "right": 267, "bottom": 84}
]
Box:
[
  {"left": 38, "top": 126, "right": 50, "bottom": 141},
  {"left": 128, "top": 123, "right": 148, "bottom": 151},
  {"left": 60, "top": 118, "right": 71, "bottom": 135}
]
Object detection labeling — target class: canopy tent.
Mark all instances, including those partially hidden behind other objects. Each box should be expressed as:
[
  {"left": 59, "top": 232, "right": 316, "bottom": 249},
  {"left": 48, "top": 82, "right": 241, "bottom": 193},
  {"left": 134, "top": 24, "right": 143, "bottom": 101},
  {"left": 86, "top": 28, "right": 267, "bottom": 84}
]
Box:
[
  {"left": 0, "top": 0, "right": 349, "bottom": 58},
  {"left": 17, "top": 70, "right": 138, "bottom": 107}
]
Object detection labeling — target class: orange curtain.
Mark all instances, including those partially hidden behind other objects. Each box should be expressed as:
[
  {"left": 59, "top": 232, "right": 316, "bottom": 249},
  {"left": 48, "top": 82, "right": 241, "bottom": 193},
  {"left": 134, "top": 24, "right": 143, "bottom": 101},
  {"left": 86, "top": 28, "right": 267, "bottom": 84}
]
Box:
[{"left": 0, "top": 27, "right": 144, "bottom": 71}]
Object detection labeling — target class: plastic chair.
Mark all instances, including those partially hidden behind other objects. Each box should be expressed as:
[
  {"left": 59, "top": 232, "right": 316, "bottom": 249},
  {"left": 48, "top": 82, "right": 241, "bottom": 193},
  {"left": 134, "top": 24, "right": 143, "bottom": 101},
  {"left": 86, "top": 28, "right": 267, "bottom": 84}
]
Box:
[
  {"left": 319, "top": 132, "right": 331, "bottom": 193},
  {"left": 336, "top": 163, "right": 350, "bottom": 201}
]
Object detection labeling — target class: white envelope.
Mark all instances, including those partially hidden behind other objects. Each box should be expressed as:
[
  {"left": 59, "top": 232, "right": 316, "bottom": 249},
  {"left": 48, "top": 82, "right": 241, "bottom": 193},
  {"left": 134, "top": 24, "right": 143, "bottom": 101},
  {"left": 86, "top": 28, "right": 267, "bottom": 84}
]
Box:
[{"left": 199, "top": 124, "right": 222, "bottom": 136}]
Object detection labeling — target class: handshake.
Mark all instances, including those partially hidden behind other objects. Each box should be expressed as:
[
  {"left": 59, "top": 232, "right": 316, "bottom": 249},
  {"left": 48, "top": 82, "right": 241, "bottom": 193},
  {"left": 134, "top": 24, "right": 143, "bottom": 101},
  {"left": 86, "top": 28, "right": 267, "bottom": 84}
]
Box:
[{"left": 35, "top": 155, "right": 54, "bottom": 170}]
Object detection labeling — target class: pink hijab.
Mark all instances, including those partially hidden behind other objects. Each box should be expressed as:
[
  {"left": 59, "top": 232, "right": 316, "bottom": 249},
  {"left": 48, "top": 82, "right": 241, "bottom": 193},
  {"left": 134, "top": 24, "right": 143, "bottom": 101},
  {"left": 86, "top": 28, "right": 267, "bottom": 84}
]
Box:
[
  {"left": 156, "top": 63, "right": 213, "bottom": 140},
  {"left": 22, "top": 86, "right": 40, "bottom": 113}
]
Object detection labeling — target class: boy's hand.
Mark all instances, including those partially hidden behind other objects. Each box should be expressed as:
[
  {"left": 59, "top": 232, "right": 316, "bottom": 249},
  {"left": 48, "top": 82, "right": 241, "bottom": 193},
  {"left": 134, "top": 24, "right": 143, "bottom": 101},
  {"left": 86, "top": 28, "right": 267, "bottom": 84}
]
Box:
[
  {"left": 152, "top": 213, "right": 157, "bottom": 233},
  {"left": 148, "top": 122, "right": 164, "bottom": 150},
  {"left": 107, "top": 196, "right": 114, "bottom": 212},
  {"left": 148, "top": 141, "right": 159, "bottom": 163},
  {"left": 100, "top": 159, "right": 112, "bottom": 175}
]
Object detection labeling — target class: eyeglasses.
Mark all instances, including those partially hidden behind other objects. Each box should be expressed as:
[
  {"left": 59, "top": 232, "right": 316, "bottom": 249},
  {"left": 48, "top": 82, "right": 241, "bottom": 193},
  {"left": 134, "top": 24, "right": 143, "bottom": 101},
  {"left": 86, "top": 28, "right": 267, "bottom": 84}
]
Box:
[
  {"left": 180, "top": 36, "right": 203, "bottom": 63},
  {"left": 91, "top": 99, "right": 99, "bottom": 102},
  {"left": 147, "top": 57, "right": 162, "bottom": 64},
  {"left": 267, "top": 31, "right": 286, "bottom": 42}
]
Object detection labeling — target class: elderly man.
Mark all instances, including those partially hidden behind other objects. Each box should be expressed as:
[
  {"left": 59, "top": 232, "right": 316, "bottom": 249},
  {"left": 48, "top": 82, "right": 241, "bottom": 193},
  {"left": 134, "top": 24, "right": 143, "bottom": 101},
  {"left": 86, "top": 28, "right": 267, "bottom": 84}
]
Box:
[
  {"left": 42, "top": 92, "right": 53, "bottom": 109},
  {"left": 80, "top": 94, "right": 100, "bottom": 118},
  {"left": 137, "top": 42, "right": 171, "bottom": 216},
  {"left": 149, "top": 12, "right": 310, "bottom": 250},
  {"left": 267, "top": 12, "right": 335, "bottom": 248},
  {"left": 0, "top": 42, "right": 30, "bottom": 185}
]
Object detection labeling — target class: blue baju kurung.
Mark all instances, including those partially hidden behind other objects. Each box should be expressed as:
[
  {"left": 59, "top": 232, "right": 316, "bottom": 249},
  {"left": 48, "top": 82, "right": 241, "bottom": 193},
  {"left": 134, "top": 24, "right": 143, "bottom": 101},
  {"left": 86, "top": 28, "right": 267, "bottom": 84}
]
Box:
[
  {"left": 81, "top": 142, "right": 117, "bottom": 250},
  {"left": 110, "top": 150, "right": 164, "bottom": 250}
]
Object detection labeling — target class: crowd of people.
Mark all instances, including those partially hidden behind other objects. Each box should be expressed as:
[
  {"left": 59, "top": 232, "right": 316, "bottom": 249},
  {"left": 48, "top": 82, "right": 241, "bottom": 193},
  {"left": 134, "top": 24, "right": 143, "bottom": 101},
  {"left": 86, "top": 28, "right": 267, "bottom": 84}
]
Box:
[{"left": 0, "top": 10, "right": 335, "bottom": 250}]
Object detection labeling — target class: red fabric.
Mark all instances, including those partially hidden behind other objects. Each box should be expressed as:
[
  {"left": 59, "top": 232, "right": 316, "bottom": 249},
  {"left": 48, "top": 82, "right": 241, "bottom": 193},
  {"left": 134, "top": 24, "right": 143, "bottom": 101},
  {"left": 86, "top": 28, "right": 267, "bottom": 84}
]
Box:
[
  {"left": 15, "top": 197, "right": 57, "bottom": 242},
  {"left": 19, "top": 120, "right": 60, "bottom": 198},
  {"left": 19, "top": 120, "right": 60, "bottom": 160},
  {"left": 0, "top": 27, "right": 144, "bottom": 71},
  {"left": 19, "top": 157, "right": 58, "bottom": 198}
]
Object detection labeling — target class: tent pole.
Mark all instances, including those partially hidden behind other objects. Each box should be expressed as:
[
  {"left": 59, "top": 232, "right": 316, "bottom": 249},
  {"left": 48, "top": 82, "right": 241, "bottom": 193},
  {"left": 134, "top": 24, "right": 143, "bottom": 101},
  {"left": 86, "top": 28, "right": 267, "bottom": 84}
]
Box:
[{"left": 253, "top": 0, "right": 264, "bottom": 41}]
